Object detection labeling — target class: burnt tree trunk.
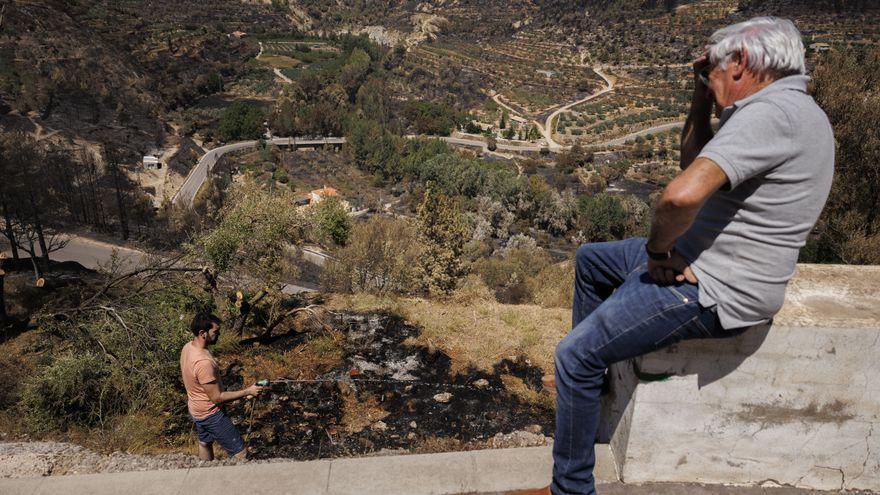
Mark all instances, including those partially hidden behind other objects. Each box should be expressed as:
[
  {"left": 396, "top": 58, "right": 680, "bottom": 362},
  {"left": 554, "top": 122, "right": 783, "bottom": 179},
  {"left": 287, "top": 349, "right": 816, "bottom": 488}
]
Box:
[
  {"left": 1, "top": 201, "right": 19, "bottom": 261},
  {"left": 110, "top": 164, "right": 129, "bottom": 241},
  {"left": 27, "top": 193, "right": 50, "bottom": 271},
  {"left": 0, "top": 269, "right": 6, "bottom": 325},
  {"left": 26, "top": 236, "right": 41, "bottom": 281}
]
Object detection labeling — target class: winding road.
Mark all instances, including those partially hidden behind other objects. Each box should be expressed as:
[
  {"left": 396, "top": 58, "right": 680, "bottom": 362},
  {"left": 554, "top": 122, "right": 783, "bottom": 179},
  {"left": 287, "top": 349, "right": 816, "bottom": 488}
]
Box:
[
  {"left": 1, "top": 235, "right": 318, "bottom": 295},
  {"left": 542, "top": 67, "right": 616, "bottom": 150},
  {"left": 172, "top": 135, "right": 554, "bottom": 208},
  {"left": 172, "top": 138, "right": 346, "bottom": 206},
  {"left": 257, "top": 42, "right": 295, "bottom": 84},
  {"left": 488, "top": 67, "right": 615, "bottom": 152}
]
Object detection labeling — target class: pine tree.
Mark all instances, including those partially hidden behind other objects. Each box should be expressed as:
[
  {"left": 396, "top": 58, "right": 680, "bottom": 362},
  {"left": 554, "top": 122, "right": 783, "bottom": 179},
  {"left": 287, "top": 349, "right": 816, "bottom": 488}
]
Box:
[{"left": 416, "top": 188, "right": 468, "bottom": 295}]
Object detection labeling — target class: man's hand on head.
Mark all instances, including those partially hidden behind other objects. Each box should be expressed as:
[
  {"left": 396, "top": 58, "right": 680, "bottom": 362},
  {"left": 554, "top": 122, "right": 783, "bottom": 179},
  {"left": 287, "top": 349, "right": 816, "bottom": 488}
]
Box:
[
  {"left": 648, "top": 251, "right": 699, "bottom": 286},
  {"left": 693, "top": 51, "right": 712, "bottom": 94}
]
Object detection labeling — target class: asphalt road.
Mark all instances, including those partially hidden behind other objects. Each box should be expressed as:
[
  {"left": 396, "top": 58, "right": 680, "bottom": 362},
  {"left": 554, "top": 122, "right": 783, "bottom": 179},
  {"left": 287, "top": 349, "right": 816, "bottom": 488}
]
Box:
[
  {"left": 2, "top": 235, "right": 146, "bottom": 273},
  {"left": 171, "top": 135, "right": 549, "bottom": 209},
  {"left": 1, "top": 236, "right": 317, "bottom": 294},
  {"left": 172, "top": 138, "right": 346, "bottom": 207}
]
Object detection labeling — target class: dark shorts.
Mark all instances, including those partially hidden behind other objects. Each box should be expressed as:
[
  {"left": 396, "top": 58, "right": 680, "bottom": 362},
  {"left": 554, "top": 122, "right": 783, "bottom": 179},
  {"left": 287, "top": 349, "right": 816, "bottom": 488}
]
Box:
[{"left": 192, "top": 410, "right": 245, "bottom": 457}]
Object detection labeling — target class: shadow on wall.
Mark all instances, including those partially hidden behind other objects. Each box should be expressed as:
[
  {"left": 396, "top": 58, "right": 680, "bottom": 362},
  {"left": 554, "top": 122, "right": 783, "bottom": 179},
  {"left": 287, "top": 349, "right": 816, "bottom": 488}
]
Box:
[{"left": 598, "top": 323, "right": 771, "bottom": 444}]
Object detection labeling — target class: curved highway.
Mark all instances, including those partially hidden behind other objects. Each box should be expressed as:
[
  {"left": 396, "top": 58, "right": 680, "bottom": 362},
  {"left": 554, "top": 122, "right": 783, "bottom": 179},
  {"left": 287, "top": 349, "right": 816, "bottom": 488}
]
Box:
[
  {"left": 172, "top": 138, "right": 345, "bottom": 207},
  {"left": 172, "top": 136, "right": 544, "bottom": 208}
]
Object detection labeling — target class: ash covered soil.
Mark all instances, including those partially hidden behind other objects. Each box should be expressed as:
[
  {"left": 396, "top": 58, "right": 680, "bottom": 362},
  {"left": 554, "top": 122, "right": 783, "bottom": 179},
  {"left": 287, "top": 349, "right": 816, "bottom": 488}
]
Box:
[
  {"left": 225, "top": 312, "right": 556, "bottom": 460},
  {"left": 1, "top": 311, "right": 556, "bottom": 477}
]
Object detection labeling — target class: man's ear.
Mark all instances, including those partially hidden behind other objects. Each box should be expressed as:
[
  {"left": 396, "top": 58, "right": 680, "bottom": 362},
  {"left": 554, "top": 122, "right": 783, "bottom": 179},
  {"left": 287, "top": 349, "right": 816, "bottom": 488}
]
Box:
[{"left": 731, "top": 48, "right": 747, "bottom": 80}]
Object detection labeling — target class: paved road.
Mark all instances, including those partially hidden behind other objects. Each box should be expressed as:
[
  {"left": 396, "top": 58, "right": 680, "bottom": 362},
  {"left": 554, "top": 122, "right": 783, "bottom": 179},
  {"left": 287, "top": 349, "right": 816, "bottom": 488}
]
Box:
[
  {"left": 491, "top": 93, "right": 530, "bottom": 124},
  {"left": 442, "top": 135, "right": 545, "bottom": 153},
  {"left": 2, "top": 235, "right": 316, "bottom": 294},
  {"left": 0, "top": 445, "right": 841, "bottom": 495},
  {"left": 170, "top": 123, "right": 693, "bottom": 211},
  {"left": 486, "top": 67, "right": 616, "bottom": 152},
  {"left": 171, "top": 135, "right": 547, "bottom": 208},
  {"left": 172, "top": 138, "right": 346, "bottom": 207},
  {"left": 2, "top": 235, "right": 147, "bottom": 273}
]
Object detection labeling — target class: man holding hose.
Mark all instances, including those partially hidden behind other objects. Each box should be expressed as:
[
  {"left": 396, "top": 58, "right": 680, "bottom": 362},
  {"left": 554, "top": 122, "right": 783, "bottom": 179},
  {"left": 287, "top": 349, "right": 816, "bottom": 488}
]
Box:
[{"left": 180, "top": 313, "right": 266, "bottom": 460}]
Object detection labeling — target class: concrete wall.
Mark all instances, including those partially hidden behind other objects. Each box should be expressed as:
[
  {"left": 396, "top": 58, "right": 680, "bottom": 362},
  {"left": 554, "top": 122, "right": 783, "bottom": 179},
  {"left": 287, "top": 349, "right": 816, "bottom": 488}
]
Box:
[{"left": 601, "top": 264, "right": 880, "bottom": 491}]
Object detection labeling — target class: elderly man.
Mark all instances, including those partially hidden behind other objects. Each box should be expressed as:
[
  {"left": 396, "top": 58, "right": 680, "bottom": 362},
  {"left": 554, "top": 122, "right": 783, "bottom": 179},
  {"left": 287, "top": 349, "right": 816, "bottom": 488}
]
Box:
[{"left": 512, "top": 17, "right": 835, "bottom": 495}]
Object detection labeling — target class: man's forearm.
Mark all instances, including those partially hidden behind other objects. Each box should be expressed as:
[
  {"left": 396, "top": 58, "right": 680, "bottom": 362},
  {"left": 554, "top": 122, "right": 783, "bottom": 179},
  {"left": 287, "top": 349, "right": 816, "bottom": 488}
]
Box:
[
  {"left": 215, "top": 388, "right": 251, "bottom": 404},
  {"left": 647, "top": 198, "right": 702, "bottom": 253},
  {"left": 680, "top": 93, "right": 714, "bottom": 169}
]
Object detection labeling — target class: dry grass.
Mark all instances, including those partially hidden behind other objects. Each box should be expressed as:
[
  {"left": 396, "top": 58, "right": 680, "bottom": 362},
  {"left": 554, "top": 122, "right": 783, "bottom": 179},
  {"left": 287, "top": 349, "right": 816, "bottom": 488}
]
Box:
[
  {"left": 237, "top": 329, "right": 346, "bottom": 383},
  {"left": 340, "top": 392, "right": 389, "bottom": 434},
  {"left": 75, "top": 413, "right": 188, "bottom": 454},
  {"left": 500, "top": 374, "right": 554, "bottom": 410},
  {"left": 325, "top": 294, "right": 570, "bottom": 375},
  {"left": 410, "top": 435, "right": 465, "bottom": 454},
  {"left": 257, "top": 54, "right": 301, "bottom": 69},
  {"left": 0, "top": 331, "right": 39, "bottom": 409}
]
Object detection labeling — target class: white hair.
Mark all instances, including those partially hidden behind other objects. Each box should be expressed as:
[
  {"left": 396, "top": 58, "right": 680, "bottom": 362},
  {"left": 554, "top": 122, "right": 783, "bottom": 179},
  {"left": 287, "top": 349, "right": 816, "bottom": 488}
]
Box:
[{"left": 708, "top": 17, "right": 806, "bottom": 79}]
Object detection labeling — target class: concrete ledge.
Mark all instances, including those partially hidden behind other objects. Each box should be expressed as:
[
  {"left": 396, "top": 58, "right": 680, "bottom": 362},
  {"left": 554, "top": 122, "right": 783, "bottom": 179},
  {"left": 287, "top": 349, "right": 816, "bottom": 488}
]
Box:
[
  {"left": 0, "top": 445, "right": 616, "bottom": 495},
  {"left": 602, "top": 264, "right": 880, "bottom": 492}
]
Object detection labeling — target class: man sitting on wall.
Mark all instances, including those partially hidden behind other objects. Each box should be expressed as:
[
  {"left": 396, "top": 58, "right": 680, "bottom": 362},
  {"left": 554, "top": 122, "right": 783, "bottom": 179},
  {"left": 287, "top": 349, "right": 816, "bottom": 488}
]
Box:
[
  {"left": 180, "top": 313, "right": 266, "bottom": 460},
  {"left": 511, "top": 16, "right": 835, "bottom": 495}
]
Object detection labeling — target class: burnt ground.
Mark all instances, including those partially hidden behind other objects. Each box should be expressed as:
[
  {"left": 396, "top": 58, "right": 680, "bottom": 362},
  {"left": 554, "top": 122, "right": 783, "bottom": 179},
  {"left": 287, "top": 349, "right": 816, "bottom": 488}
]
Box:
[{"left": 220, "top": 312, "right": 554, "bottom": 460}]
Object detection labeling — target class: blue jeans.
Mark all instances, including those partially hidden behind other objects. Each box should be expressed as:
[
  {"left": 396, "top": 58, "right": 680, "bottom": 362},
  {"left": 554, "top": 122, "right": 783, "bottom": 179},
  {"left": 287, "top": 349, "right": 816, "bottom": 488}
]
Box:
[{"left": 552, "top": 238, "right": 746, "bottom": 495}]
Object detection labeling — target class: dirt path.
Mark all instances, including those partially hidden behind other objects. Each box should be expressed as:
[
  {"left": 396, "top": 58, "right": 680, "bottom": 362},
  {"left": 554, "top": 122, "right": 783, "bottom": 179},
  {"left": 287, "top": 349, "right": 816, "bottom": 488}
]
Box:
[
  {"left": 542, "top": 67, "right": 615, "bottom": 150},
  {"left": 257, "top": 42, "right": 294, "bottom": 84},
  {"left": 488, "top": 67, "right": 617, "bottom": 152}
]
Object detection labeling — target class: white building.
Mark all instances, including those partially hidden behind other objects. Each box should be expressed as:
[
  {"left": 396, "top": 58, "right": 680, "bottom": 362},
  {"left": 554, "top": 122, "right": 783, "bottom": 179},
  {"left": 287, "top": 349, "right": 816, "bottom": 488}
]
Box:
[{"left": 142, "top": 155, "right": 162, "bottom": 170}]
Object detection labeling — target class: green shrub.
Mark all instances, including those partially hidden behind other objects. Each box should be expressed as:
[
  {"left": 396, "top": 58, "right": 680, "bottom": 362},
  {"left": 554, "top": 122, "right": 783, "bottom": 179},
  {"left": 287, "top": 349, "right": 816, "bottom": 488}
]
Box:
[
  {"left": 16, "top": 280, "right": 208, "bottom": 434},
  {"left": 312, "top": 197, "right": 351, "bottom": 246},
  {"left": 577, "top": 193, "right": 629, "bottom": 242},
  {"left": 322, "top": 216, "right": 423, "bottom": 295},
  {"left": 471, "top": 239, "right": 552, "bottom": 304},
  {"left": 18, "top": 352, "right": 122, "bottom": 432},
  {"left": 218, "top": 102, "right": 265, "bottom": 141}
]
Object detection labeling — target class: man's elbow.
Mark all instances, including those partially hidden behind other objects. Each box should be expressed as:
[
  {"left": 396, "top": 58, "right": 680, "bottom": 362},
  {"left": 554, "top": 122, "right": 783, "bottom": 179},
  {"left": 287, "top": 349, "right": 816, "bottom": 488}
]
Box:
[{"left": 659, "top": 188, "right": 702, "bottom": 211}]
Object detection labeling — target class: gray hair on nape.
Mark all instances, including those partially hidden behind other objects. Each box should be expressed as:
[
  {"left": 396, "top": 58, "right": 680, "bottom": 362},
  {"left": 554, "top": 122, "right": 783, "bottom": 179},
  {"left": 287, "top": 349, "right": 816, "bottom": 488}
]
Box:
[{"left": 708, "top": 16, "right": 806, "bottom": 80}]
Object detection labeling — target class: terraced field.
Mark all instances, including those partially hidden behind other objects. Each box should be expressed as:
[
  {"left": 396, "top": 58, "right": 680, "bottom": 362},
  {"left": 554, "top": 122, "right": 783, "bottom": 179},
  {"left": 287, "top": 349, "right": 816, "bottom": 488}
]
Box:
[
  {"left": 406, "top": 32, "right": 602, "bottom": 117},
  {"left": 552, "top": 64, "right": 690, "bottom": 146}
]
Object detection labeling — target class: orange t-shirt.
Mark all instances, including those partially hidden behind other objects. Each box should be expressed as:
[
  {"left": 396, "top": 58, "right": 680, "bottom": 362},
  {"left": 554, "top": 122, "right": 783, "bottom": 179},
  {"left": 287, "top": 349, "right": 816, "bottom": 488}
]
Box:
[{"left": 180, "top": 341, "right": 223, "bottom": 420}]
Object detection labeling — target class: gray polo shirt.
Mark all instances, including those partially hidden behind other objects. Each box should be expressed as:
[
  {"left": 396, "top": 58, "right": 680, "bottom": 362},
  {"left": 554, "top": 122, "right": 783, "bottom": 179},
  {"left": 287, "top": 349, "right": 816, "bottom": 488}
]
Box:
[{"left": 676, "top": 75, "right": 834, "bottom": 329}]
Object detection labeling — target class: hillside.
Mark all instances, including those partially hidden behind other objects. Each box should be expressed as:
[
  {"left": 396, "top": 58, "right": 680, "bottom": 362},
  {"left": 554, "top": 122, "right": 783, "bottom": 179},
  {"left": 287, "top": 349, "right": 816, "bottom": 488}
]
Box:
[{"left": 0, "top": 0, "right": 289, "bottom": 157}]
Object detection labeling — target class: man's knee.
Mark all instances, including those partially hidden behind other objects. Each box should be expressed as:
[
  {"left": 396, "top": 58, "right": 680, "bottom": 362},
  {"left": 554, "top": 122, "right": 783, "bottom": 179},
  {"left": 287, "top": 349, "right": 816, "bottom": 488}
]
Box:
[
  {"left": 575, "top": 243, "right": 598, "bottom": 268},
  {"left": 555, "top": 332, "right": 603, "bottom": 379}
]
